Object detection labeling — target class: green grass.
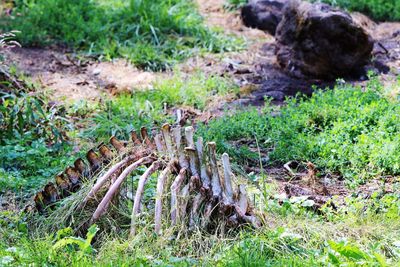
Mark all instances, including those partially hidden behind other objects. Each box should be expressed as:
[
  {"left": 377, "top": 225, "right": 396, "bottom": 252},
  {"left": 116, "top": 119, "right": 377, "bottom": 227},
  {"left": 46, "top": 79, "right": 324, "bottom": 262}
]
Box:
[
  {"left": 0, "top": 71, "right": 238, "bottom": 192},
  {"left": 224, "top": 0, "right": 248, "bottom": 11},
  {"left": 2, "top": 0, "right": 243, "bottom": 70},
  {"left": 227, "top": 0, "right": 400, "bottom": 21},
  {"left": 0, "top": 75, "right": 78, "bottom": 193},
  {"left": 80, "top": 72, "right": 238, "bottom": 142},
  {"left": 198, "top": 77, "right": 400, "bottom": 185},
  {"left": 0, "top": 184, "right": 399, "bottom": 266},
  {"left": 319, "top": 0, "right": 400, "bottom": 21}
]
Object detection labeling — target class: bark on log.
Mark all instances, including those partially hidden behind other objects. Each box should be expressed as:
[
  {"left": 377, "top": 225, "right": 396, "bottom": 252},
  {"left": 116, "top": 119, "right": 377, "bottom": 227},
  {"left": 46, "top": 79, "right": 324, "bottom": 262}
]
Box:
[
  {"left": 241, "top": 0, "right": 286, "bottom": 35},
  {"left": 275, "top": 0, "right": 373, "bottom": 79}
]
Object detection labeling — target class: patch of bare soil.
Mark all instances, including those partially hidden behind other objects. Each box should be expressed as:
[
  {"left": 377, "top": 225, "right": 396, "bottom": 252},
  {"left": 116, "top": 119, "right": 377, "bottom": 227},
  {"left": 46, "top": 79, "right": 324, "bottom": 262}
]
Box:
[{"left": 3, "top": 48, "right": 161, "bottom": 102}]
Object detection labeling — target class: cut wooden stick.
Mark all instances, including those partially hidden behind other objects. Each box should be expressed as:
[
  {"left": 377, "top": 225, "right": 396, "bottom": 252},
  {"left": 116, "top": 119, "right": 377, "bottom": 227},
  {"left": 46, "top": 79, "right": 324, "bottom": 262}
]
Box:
[
  {"left": 221, "top": 153, "right": 234, "bottom": 203},
  {"left": 189, "top": 192, "right": 205, "bottom": 229},
  {"left": 154, "top": 133, "right": 165, "bottom": 153},
  {"left": 208, "top": 142, "right": 222, "bottom": 201},
  {"left": 82, "top": 154, "right": 140, "bottom": 205},
  {"left": 161, "top": 123, "right": 174, "bottom": 157},
  {"left": 130, "top": 161, "right": 161, "bottom": 236},
  {"left": 110, "top": 136, "right": 126, "bottom": 153},
  {"left": 170, "top": 168, "right": 187, "bottom": 225},
  {"left": 154, "top": 160, "right": 176, "bottom": 234},
  {"left": 172, "top": 126, "right": 189, "bottom": 169},
  {"left": 90, "top": 156, "right": 154, "bottom": 224},
  {"left": 196, "top": 138, "right": 211, "bottom": 193}
]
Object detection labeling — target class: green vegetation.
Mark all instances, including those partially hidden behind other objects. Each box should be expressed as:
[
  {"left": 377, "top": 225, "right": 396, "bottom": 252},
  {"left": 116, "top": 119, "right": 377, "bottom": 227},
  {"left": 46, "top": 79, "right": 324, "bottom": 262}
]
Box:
[
  {"left": 225, "top": 0, "right": 400, "bottom": 21},
  {"left": 81, "top": 72, "right": 238, "bottom": 142},
  {"left": 224, "top": 0, "right": 248, "bottom": 10},
  {"left": 1, "top": 186, "right": 399, "bottom": 265},
  {"left": 1, "top": 0, "right": 400, "bottom": 265},
  {"left": 0, "top": 75, "right": 76, "bottom": 192},
  {"left": 2, "top": 0, "right": 242, "bottom": 70},
  {"left": 0, "top": 71, "right": 237, "bottom": 192},
  {"left": 199, "top": 77, "right": 400, "bottom": 184},
  {"left": 320, "top": 0, "right": 400, "bottom": 21},
  {"left": 1, "top": 62, "right": 399, "bottom": 266}
]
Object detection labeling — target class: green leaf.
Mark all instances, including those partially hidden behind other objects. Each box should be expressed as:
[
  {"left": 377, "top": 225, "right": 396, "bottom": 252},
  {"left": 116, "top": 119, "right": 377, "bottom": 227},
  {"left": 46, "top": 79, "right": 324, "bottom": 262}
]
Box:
[
  {"left": 328, "top": 240, "right": 368, "bottom": 261},
  {"left": 55, "top": 227, "right": 73, "bottom": 241},
  {"left": 328, "top": 252, "right": 340, "bottom": 265},
  {"left": 85, "top": 224, "right": 99, "bottom": 247},
  {"left": 373, "top": 252, "right": 387, "bottom": 267}
]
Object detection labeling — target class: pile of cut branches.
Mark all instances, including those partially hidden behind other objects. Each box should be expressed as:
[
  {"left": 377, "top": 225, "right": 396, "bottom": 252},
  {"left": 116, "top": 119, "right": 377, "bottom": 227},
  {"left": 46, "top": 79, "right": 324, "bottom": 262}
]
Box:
[{"left": 30, "top": 124, "right": 262, "bottom": 236}]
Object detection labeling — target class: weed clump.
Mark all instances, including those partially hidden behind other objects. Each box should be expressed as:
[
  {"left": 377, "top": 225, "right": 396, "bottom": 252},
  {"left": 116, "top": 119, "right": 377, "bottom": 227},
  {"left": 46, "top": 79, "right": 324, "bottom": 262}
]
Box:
[
  {"left": 3, "top": 0, "right": 242, "bottom": 70},
  {"left": 199, "top": 79, "right": 400, "bottom": 183},
  {"left": 319, "top": 0, "right": 400, "bottom": 21}
]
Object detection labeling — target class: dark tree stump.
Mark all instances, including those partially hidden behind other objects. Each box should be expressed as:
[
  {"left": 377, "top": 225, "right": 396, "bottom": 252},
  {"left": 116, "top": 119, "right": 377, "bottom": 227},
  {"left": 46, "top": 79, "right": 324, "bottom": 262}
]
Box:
[
  {"left": 275, "top": 0, "right": 374, "bottom": 79},
  {"left": 241, "top": 0, "right": 287, "bottom": 35}
]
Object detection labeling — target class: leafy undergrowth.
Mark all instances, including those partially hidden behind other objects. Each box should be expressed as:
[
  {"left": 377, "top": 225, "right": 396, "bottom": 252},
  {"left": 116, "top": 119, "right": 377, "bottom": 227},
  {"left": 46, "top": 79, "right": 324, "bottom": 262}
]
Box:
[
  {"left": 199, "top": 77, "right": 400, "bottom": 185},
  {"left": 1, "top": 0, "right": 243, "bottom": 70},
  {"left": 80, "top": 72, "right": 238, "bottom": 142},
  {"left": 0, "top": 185, "right": 399, "bottom": 266},
  {"left": 0, "top": 71, "right": 238, "bottom": 193},
  {"left": 224, "top": 0, "right": 248, "bottom": 11},
  {"left": 320, "top": 0, "right": 400, "bottom": 21},
  {"left": 0, "top": 72, "right": 77, "bottom": 193},
  {"left": 225, "top": 0, "right": 400, "bottom": 21}
]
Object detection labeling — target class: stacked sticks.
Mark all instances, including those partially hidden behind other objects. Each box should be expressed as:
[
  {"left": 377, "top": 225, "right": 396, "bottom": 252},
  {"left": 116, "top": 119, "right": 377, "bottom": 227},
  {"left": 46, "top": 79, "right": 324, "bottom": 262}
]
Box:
[{"left": 32, "top": 124, "right": 260, "bottom": 235}]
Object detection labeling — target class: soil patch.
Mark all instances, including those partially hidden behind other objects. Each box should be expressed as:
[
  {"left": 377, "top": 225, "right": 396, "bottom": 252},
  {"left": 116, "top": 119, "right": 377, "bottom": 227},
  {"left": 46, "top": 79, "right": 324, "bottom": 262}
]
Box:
[{"left": 3, "top": 47, "right": 161, "bottom": 102}]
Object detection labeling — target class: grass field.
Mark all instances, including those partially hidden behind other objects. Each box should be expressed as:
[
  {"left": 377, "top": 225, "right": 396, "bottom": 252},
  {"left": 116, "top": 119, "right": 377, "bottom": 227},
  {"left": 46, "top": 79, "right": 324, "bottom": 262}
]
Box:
[
  {"left": 226, "top": 0, "right": 400, "bottom": 21},
  {"left": 1, "top": 0, "right": 399, "bottom": 266},
  {"left": 1, "top": 0, "right": 242, "bottom": 70}
]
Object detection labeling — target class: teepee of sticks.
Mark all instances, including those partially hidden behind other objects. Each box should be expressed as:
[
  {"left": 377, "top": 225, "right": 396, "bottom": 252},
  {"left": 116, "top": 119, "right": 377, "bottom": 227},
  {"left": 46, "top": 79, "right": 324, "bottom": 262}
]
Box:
[{"left": 30, "top": 124, "right": 261, "bottom": 235}]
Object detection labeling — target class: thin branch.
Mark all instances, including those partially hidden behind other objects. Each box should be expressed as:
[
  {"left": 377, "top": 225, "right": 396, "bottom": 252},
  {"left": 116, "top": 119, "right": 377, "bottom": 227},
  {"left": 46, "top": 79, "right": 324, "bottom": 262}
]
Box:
[
  {"left": 130, "top": 161, "right": 161, "bottom": 236},
  {"left": 170, "top": 168, "right": 187, "bottom": 225},
  {"left": 154, "top": 159, "right": 177, "bottom": 234},
  {"left": 90, "top": 156, "right": 154, "bottom": 224}
]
